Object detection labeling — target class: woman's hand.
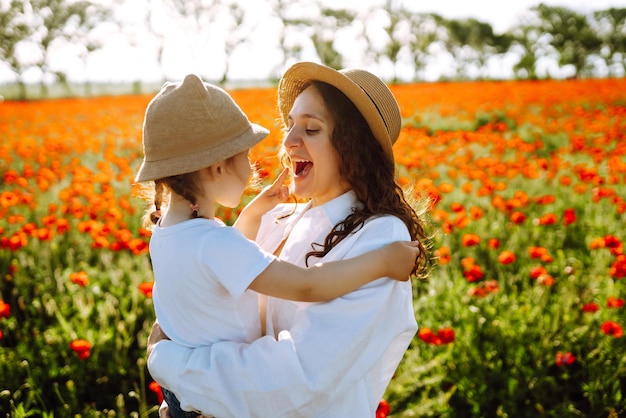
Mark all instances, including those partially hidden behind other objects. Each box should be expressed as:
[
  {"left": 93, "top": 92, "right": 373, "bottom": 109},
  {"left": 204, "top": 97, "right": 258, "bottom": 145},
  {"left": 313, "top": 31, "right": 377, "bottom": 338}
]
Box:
[
  {"left": 147, "top": 321, "right": 170, "bottom": 359},
  {"left": 381, "top": 241, "right": 420, "bottom": 281}
]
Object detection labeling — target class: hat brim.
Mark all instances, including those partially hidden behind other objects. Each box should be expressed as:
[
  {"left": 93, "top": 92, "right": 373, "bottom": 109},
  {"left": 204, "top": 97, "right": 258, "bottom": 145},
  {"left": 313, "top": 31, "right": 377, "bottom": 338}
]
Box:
[
  {"left": 278, "top": 62, "right": 394, "bottom": 160},
  {"left": 134, "top": 123, "right": 269, "bottom": 183}
]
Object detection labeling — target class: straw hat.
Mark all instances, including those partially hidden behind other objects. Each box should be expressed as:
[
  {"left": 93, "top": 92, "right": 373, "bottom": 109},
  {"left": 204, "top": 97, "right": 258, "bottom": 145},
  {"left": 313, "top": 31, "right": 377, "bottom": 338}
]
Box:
[
  {"left": 277, "top": 62, "right": 401, "bottom": 161},
  {"left": 135, "top": 74, "right": 269, "bottom": 182}
]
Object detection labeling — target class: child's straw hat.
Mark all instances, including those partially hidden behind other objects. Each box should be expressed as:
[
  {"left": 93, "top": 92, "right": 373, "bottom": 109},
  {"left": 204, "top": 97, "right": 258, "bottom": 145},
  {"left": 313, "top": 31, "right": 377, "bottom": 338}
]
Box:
[{"left": 135, "top": 74, "right": 269, "bottom": 182}]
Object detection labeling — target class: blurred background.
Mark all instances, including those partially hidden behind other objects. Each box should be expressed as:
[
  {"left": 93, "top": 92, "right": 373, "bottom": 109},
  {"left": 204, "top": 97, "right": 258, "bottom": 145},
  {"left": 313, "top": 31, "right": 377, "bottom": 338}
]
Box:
[{"left": 1, "top": 0, "right": 625, "bottom": 99}]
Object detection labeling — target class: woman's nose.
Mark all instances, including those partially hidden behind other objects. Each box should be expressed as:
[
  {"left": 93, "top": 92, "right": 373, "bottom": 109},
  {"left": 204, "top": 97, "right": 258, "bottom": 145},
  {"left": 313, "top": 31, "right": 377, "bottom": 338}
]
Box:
[{"left": 283, "top": 127, "right": 301, "bottom": 148}]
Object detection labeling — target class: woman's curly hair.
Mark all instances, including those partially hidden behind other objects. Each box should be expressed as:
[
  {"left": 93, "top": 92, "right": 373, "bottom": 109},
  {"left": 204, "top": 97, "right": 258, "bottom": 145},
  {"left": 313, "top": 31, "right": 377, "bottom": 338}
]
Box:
[{"left": 294, "top": 81, "right": 432, "bottom": 278}]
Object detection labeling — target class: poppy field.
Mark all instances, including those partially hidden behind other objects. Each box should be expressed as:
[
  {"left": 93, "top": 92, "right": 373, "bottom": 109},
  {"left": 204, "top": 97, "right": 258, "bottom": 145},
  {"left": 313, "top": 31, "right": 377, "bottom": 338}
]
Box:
[{"left": 1, "top": 78, "right": 625, "bottom": 417}]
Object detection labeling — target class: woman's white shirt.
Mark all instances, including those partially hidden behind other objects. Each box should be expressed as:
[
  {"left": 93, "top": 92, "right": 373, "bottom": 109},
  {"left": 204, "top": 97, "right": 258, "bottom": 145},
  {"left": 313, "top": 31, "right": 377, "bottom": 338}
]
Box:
[{"left": 148, "top": 191, "right": 418, "bottom": 417}]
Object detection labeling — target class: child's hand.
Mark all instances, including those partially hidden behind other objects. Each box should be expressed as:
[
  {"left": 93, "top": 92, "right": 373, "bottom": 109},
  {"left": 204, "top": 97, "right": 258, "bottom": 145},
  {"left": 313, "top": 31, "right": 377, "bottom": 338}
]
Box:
[
  {"left": 235, "top": 168, "right": 290, "bottom": 240},
  {"left": 246, "top": 167, "right": 290, "bottom": 216},
  {"left": 256, "top": 167, "right": 290, "bottom": 210},
  {"left": 381, "top": 241, "right": 420, "bottom": 281}
]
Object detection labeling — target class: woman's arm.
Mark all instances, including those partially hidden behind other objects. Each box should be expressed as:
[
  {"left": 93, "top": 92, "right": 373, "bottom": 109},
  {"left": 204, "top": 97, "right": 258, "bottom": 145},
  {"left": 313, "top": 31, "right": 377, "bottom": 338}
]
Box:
[
  {"left": 248, "top": 240, "right": 418, "bottom": 301},
  {"left": 148, "top": 217, "right": 418, "bottom": 417},
  {"left": 234, "top": 168, "right": 289, "bottom": 240}
]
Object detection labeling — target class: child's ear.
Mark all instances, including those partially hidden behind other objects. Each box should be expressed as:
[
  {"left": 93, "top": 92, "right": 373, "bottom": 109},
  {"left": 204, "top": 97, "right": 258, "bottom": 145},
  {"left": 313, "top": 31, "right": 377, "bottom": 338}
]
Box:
[{"left": 207, "top": 163, "right": 222, "bottom": 177}]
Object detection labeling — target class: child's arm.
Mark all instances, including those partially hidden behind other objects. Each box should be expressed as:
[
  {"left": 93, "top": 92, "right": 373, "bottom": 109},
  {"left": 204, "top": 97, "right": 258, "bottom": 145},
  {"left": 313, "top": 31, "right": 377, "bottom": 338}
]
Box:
[
  {"left": 234, "top": 168, "right": 290, "bottom": 240},
  {"left": 248, "top": 241, "right": 419, "bottom": 302}
]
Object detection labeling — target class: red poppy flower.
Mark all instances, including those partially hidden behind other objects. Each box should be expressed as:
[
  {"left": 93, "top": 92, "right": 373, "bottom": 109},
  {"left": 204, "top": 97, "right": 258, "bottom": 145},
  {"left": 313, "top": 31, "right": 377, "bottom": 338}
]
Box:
[
  {"left": 562, "top": 208, "right": 576, "bottom": 226},
  {"left": 418, "top": 327, "right": 455, "bottom": 345},
  {"left": 538, "top": 274, "right": 555, "bottom": 286},
  {"left": 463, "top": 264, "right": 484, "bottom": 282},
  {"left": 450, "top": 202, "right": 465, "bottom": 213},
  {"left": 69, "top": 271, "right": 89, "bottom": 287},
  {"left": 603, "top": 235, "right": 622, "bottom": 249},
  {"left": 0, "top": 191, "right": 19, "bottom": 208},
  {"left": 535, "top": 195, "right": 556, "bottom": 205},
  {"left": 555, "top": 351, "right": 576, "bottom": 367},
  {"left": 487, "top": 238, "right": 500, "bottom": 249},
  {"left": 138, "top": 282, "right": 154, "bottom": 298},
  {"left": 537, "top": 213, "right": 557, "bottom": 225},
  {"left": 498, "top": 250, "right": 516, "bottom": 265},
  {"left": 510, "top": 211, "right": 526, "bottom": 224},
  {"left": 70, "top": 339, "right": 92, "bottom": 359},
  {"left": 589, "top": 237, "right": 605, "bottom": 250},
  {"left": 461, "top": 234, "right": 481, "bottom": 247},
  {"left": 529, "top": 265, "right": 547, "bottom": 279},
  {"left": 0, "top": 300, "right": 11, "bottom": 319},
  {"left": 434, "top": 246, "right": 451, "bottom": 265},
  {"left": 469, "top": 280, "right": 500, "bottom": 297},
  {"left": 601, "top": 321, "right": 623, "bottom": 338},
  {"left": 56, "top": 218, "right": 70, "bottom": 234},
  {"left": 376, "top": 399, "right": 390, "bottom": 418},
  {"left": 582, "top": 302, "right": 599, "bottom": 313},
  {"left": 528, "top": 246, "right": 548, "bottom": 259},
  {"left": 607, "top": 297, "right": 624, "bottom": 308},
  {"left": 149, "top": 381, "right": 164, "bottom": 404},
  {"left": 610, "top": 255, "right": 626, "bottom": 279}
]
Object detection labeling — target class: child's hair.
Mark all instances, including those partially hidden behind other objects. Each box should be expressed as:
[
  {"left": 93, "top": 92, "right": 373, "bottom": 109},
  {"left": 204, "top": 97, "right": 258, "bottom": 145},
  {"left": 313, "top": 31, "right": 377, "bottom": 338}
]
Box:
[
  {"left": 135, "top": 170, "right": 203, "bottom": 229},
  {"left": 136, "top": 154, "right": 261, "bottom": 228}
]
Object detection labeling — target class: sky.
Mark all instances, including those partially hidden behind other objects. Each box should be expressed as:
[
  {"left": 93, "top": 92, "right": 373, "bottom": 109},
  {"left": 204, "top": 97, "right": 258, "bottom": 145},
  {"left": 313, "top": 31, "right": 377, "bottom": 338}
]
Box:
[{"left": 2, "top": 0, "right": 625, "bottom": 85}]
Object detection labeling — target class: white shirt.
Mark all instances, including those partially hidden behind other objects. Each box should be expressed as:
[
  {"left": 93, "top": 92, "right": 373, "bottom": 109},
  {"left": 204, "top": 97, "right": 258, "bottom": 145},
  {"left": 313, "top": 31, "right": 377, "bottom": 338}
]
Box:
[
  {"left": 150, "top": 218, "right": 275, "bottom": 347},
  {"left": 148, "top": 191, "right": 418, "bottom": 417}
]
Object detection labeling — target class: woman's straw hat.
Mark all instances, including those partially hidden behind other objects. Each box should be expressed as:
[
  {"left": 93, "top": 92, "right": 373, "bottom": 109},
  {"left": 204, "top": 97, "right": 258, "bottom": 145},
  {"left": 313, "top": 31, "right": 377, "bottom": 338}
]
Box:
[
  {"left": 135, "top": 74, "right": 269, "bottom": 182},
  {"left": 277, "top": 62, "right": 401, "bottom": 162}
]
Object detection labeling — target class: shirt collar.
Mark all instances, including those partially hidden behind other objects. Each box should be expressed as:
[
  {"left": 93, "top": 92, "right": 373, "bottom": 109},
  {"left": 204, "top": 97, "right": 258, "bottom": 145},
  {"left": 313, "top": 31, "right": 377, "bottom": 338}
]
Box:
[{"left": 309, "top": 190, "right": 361, "bottom": 227}]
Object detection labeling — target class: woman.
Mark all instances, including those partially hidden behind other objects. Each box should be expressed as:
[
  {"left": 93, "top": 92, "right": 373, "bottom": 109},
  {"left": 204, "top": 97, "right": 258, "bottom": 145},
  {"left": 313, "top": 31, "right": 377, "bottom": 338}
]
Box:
[{"left": 148, "top": 62, "right": 430, "bottom": 417}]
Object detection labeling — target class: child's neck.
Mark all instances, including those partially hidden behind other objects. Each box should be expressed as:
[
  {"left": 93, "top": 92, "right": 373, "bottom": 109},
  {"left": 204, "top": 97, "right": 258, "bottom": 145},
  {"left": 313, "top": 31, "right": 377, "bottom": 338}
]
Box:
[{"left": 161, "top": 194, "right": 215, "bottom": 227}]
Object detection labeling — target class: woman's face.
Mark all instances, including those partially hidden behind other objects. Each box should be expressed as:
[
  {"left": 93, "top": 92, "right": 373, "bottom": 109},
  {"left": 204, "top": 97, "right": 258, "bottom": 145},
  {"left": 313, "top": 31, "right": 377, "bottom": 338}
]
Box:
[{"left": 283, "top": 86, "right": 351, "bottom": 206}]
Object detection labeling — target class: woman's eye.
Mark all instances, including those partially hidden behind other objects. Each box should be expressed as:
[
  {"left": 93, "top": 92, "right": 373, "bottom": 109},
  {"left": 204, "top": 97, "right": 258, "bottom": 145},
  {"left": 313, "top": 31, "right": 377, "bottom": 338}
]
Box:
[{"left": 305, "top": 129, "right": 319, "bottom": 134}]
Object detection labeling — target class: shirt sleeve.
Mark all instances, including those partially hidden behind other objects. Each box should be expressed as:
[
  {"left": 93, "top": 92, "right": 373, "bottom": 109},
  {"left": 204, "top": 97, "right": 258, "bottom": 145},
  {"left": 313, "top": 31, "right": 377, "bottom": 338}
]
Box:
[
  {"left": 148, "top": 216, "right": 417, "bottom": 417},
  {"left": 204, "top": 226, "right": 275, "bottom": 299}
]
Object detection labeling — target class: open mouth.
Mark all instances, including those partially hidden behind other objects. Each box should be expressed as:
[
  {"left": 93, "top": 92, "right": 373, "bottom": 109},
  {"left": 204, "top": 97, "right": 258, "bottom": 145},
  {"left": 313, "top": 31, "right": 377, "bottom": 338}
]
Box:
[{"left": 294, "top": 160, "right": 313, "bottom": 176}]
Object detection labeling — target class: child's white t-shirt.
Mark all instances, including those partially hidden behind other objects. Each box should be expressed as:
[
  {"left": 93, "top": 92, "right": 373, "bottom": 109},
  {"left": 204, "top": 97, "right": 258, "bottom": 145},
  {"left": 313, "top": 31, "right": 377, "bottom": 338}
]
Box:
[{"left": 149, "top": 218, "right": 275, "bottom": 348}]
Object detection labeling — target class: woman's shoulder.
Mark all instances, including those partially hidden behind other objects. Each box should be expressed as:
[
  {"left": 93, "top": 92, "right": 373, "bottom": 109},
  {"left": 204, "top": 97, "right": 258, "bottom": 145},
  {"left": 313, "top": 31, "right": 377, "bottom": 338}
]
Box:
[
  {"left": 364, "top": 213, "right": 406, "bottom": 227},
  {"left": 361, "top": 214, "right": 410, "bottom": 239}
]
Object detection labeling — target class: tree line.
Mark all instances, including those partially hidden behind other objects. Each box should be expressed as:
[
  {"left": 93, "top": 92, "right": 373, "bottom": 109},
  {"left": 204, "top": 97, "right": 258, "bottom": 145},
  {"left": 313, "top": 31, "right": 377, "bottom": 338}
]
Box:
[{"left": 1, "top": 0, "right": 625, "bottom": 99}]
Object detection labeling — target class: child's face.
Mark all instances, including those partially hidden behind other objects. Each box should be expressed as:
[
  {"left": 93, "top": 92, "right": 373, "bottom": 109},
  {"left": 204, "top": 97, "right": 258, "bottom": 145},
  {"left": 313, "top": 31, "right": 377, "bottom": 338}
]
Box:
[
  {"left": 215, "top": 150, "right": 252, "bottom": 208},
  {"left": 283, "top": 86, "right": 350, "bottom": 206}
]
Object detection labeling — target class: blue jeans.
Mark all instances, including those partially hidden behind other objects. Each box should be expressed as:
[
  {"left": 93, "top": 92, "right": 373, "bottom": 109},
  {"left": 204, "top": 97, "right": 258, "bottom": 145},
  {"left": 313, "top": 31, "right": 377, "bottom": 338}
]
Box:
[{"left": 162, "top": 388, "right": 201, "bottom": 418}]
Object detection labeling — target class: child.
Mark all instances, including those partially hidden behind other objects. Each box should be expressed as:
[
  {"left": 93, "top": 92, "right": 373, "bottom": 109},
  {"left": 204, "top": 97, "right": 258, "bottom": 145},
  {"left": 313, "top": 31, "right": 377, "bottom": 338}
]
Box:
[{"left": 134, "top": 74, "right": 419, "bottom": 417}]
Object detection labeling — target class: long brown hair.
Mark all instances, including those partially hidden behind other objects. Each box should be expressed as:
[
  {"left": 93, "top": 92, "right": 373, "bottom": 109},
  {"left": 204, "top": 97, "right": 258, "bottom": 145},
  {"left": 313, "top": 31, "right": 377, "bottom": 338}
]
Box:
[{"left": 298, "top": 81, "right": 431, "bottom": 278}]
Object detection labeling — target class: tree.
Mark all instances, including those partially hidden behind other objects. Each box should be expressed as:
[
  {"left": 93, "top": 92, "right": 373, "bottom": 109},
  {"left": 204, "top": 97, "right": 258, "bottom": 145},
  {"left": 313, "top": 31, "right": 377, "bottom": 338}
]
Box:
[
  {"left": 220, "top": 1, "right": 256, "bottom": 84},
  {"left": 379, "top": 0, "right": 405, "bottom": 82},
  {"left": 406, "top": 13, "right": 444, "bottom": 81},
  {"left": 310, "top": 6, "right": 354, "bottom": 70},
  {"left": 509, "top": 12, "right": 546, "bottom": 80},
  {"left": 360, "top": 0, "right": 411, "bottom": 82},
  {"left": 533, "top": 3, "right": 602, "bottom": 78},
  {"left": 26, "top": 0, "right": 113, "bottom": 97},
  {"left": 442, "top": 17, "right": 509, "bottom": 80},
  {"left": 593, "top": 8, "right": 626, "bottom": 77},
  {"left": 162, "top": 0, "right": 221, "bottom": 82},
  {"left": 66, "top": 1, "right": 114, "bottom": 96},
  {"left": 270, "top": 0, "right": 310, "bottom": 80},
  {"left": 0, "top": 0, "right": 32, "bottom": 99}
]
